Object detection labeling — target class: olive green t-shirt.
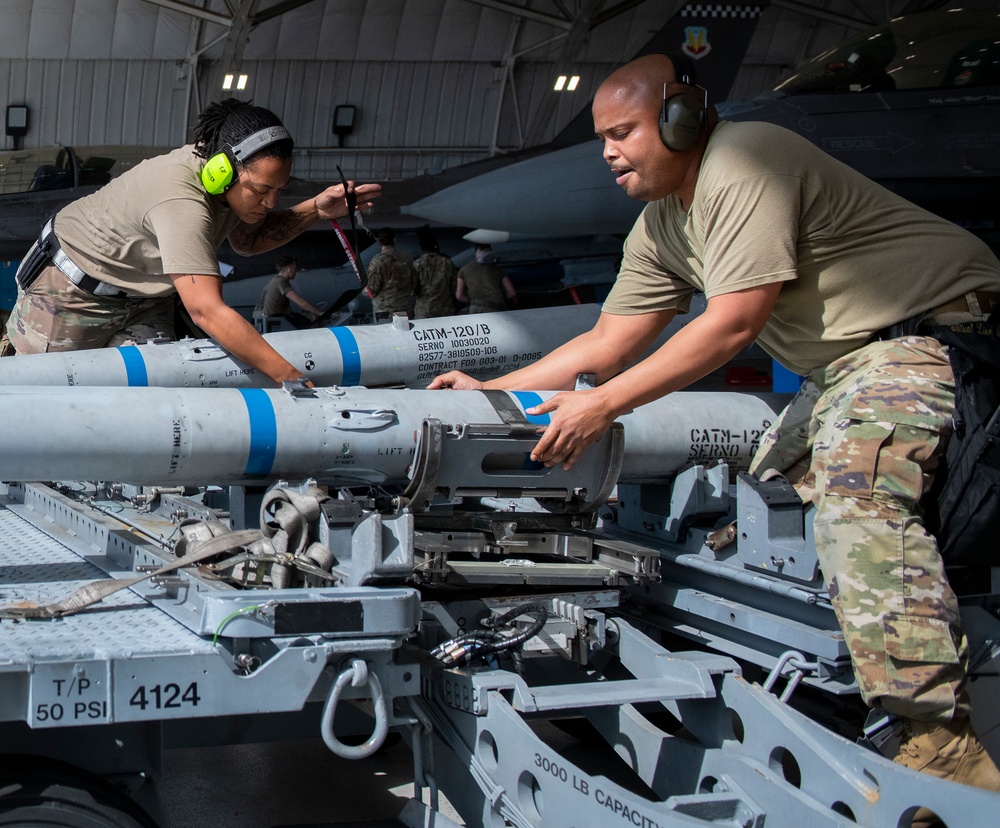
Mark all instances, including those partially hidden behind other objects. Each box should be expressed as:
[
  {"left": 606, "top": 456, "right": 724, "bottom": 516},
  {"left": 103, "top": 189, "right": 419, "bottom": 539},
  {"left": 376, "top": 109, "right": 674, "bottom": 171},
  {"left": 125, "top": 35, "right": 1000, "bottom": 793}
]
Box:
[
  {"left": 457, "top": 261, "right": 508, "bottom": 311},
  {"left": 603, "top": 121, "right": 1000, "bottom": 375},
  {"left": 255, "top": 275, "right": 293, "bottom": 317},
  {"left": 54, "top": 145, "right": 242, "bottom": 298}
]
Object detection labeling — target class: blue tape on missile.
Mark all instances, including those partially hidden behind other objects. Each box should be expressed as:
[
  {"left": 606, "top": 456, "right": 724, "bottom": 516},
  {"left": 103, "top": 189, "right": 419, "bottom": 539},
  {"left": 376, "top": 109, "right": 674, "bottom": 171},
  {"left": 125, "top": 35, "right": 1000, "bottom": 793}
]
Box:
[
  {"left": 328, "top": 326, "right": 361, "bottom": 386},
  {"left": 117, "top": 346, "right": 148, "bottom": 386},
  {"left": 510, "top": 391, "right": 549, "bottom": 425},
  {"left": 510, "top": 391, "right": 547, "bottom": 470},
  {"left": 239, "top": 388, "right": 277, "bottom": 476}
]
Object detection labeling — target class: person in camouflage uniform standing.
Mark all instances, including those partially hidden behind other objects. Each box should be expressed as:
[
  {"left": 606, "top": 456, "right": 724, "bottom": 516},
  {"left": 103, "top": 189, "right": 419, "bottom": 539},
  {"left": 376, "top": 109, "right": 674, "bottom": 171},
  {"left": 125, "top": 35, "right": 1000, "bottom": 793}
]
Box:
[
  {"left": 412, "top": 227, "right": 457, "bottom": 319},
  {"left": 367, "top": 227, "right": 416, "bottom": 320},
  {"left": 430, "top": 54, "right": 1000, "bottom": 809}
]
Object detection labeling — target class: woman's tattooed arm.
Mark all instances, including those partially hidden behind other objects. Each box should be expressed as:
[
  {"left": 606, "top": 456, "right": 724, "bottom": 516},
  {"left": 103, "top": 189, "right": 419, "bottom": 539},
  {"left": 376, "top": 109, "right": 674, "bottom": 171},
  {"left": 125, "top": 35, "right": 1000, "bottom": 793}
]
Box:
[{"left": 230, "top": 208, "right": 313, "bottom": 253}]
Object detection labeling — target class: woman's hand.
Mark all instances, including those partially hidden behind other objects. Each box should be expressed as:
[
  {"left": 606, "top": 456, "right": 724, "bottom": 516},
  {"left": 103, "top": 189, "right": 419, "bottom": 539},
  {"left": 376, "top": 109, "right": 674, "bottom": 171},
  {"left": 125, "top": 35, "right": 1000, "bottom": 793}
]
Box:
[{"left": 315, "top": 181, "right": 382, "bottom": 219}]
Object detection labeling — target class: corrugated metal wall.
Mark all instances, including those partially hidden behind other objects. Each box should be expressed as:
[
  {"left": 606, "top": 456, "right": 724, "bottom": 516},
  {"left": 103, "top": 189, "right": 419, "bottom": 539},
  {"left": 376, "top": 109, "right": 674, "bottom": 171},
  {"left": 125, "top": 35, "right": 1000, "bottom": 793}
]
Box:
[
  {"left": 1, "top": 0, "right": 969, "bottom": 182},
  {"left": 266, "top": 58, "right": 617, "bottom": 180},
  {"left": 0, "top": 59, "right": 188, "bottom": 147},
  {"left": 0, "top": 0, "right": 683, "bottom": 181},
  {"left": 0, "top": 54, "right": 614, "bottom": 180}
]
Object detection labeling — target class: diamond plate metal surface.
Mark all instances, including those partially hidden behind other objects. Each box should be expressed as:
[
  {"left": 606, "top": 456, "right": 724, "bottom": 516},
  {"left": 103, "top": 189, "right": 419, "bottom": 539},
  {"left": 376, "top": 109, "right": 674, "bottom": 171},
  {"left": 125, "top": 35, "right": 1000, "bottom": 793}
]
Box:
[{"left": 0, "top": 505, "right": 214, "bottom": 665}]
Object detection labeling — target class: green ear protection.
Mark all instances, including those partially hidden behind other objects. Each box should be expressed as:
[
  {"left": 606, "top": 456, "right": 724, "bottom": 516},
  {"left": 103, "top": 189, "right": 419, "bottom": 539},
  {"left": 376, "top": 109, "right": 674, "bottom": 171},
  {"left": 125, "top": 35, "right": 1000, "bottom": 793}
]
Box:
[
  {"left": 200, "top": 124, "right": 292, "bottom": 195},
  {"left": 201, "top": 153, "right": 235, "bottom": 195}
]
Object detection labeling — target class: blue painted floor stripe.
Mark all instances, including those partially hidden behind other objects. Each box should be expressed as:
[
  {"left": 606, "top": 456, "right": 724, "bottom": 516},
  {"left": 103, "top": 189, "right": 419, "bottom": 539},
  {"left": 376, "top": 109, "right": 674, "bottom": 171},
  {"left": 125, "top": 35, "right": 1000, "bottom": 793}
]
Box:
[
  {"left": 239, "top": 388, "right": 277, "bottom": 476},
  {"left": 328, "top": 326, "right": 361, "bottom": 386},
  {"left": 116, "top": 346, "right": 148, "bottom": 386}
]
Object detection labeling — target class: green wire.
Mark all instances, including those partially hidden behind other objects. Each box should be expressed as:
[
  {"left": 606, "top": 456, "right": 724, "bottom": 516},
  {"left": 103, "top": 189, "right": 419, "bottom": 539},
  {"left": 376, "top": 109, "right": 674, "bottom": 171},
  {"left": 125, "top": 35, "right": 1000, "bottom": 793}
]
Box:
[{"left": 212, "top": 604, "right": 262, "bottom": 646}]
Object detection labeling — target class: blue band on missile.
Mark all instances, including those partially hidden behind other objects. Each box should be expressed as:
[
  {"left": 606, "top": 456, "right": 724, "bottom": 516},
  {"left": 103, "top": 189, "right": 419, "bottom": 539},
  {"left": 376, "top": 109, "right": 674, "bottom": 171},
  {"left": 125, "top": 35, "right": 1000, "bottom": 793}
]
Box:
[
  {"left": 511, "top": 391, "right": 549, "bottom": 425},
  {"left": 509, "top": 391, "right": 547, "bottom": 471},
  {"left": 328, "top": 327, "right": 361, "bottom": 386},
  {"left": 239, "top": 388, "right": 277, "bottom": 476},
  {"left": 117, "top": 346, "right": 148, "bottom": 386}
]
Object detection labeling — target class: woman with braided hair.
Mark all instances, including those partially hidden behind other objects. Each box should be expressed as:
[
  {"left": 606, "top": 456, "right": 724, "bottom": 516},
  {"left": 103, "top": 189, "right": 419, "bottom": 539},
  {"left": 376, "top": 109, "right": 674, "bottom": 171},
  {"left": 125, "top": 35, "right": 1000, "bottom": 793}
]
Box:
[{"left": 1, "top": 98, "right": 380, "bottom": 385}]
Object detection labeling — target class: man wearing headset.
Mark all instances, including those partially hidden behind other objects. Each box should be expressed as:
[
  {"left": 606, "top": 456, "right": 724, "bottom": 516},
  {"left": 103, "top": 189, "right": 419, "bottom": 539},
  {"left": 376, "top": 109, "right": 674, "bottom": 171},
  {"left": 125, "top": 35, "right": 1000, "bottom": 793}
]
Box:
[
  {"left": 431, "top": 54, "right": 1000, "bottom": 798},
  {"left": 1, "top": 99, "right": 380, "bottom": 386}
]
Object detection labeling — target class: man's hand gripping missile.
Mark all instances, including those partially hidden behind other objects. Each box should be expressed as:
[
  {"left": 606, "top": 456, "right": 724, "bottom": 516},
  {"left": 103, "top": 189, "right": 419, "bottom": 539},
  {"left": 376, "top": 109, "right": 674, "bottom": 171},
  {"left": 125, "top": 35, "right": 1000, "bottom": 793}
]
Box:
[{"left": 428, "top": 370, "right": 618, "bottom": 471}]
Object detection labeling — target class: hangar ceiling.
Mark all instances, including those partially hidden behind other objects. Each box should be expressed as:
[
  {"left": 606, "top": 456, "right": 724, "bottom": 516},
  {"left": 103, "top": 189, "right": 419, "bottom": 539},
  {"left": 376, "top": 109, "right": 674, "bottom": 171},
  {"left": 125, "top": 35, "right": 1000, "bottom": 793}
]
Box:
[{"left": 0, "top": 0, "right": 989, "bottom": 183}]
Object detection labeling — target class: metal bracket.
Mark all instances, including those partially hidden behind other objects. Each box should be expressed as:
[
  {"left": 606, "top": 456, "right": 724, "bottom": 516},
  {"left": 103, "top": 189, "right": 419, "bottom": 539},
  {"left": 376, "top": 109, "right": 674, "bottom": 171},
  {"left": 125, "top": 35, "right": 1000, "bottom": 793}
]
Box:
[
  {"left": 737, "top": 471, "right": 819, "bottom": 583},
  {"left": 402, "top": 418, "right": 624, "bottom": 515}
]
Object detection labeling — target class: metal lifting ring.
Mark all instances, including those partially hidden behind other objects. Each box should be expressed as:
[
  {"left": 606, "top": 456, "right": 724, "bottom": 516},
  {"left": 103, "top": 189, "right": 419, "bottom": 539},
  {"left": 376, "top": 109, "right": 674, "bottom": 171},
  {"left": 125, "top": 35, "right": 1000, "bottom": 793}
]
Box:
[
  {"left": 763, "top": 650, "right": 810, "bottom": 703},
  {"left": 320, "top": 658, "right": 389, "bottom": 759}
]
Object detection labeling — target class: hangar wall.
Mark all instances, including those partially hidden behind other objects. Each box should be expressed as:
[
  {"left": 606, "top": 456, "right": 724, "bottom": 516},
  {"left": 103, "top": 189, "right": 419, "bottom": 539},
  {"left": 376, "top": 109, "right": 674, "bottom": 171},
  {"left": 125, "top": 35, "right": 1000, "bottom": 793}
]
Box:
[
  {"left": 0, "top": 0, "right": 662, "bottom": 183},
  {"left": 0, "top": 55, "right": 613, "bottom": 181},
  {"left": 0, "top": 58, "right": 188, "bottom": 149}
]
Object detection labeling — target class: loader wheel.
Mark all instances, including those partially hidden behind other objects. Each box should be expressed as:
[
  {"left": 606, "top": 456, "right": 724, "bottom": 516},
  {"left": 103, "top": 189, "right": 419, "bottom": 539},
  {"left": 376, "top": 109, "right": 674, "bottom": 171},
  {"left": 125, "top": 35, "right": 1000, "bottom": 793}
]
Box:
[{"left": 0, "top": 755, "right": 157, "bottom": 828}]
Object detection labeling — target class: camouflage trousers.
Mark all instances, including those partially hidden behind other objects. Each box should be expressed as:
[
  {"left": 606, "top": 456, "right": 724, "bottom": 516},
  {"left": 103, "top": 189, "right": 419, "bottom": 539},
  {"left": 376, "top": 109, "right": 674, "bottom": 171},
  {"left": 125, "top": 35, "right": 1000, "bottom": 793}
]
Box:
[
  {"left": 750, "top": 336, "right": 968, "bottom": 723},
  {"left": 2, "top": 265, "right": 175, "bottom": 356},
  {"left": 467, "top": 302, "right": 505, "bottom": 315},
  {"left": 413, "top": 298, "right": 456, "bottom": 319},
  {"left": 371, "top": 299, "right": 411, "bottom": 319}
]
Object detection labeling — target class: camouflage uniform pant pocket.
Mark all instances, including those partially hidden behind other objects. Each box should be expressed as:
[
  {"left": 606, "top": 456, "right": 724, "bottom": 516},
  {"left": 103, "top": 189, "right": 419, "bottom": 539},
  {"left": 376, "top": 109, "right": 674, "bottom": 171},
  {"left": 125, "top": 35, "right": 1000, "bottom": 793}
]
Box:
[
  {"left": 882, "top": 613, "right": 964, "bottom": 722},
  {"left": 817, "top": 419, "right": 894, "bottom": 503},
  {"left": 814, "top": 510, "right": 968, "bottom": 722}
]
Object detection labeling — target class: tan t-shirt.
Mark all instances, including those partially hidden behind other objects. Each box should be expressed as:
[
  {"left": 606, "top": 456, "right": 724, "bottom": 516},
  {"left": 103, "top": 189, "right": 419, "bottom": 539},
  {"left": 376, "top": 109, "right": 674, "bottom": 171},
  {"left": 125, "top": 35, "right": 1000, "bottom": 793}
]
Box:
[
  {"left": 254, "top": 275, "right": 293, "bottom": 317},
  {"left": 604, "top": 121, "right": 1000, "bottom": 375},
  {"left": 457, "top": 261, "right": 508, "bottom": 311},
  {"left": 54, "top": 145, "right": 242, "bottom": 297}
]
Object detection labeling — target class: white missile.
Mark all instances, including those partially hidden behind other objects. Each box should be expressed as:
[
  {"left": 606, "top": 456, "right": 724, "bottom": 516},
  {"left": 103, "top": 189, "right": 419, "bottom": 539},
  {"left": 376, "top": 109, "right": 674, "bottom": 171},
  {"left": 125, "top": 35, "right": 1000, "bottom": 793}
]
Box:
[
  {"left": 0, "top": 305, "right": 601, "bottom": 389},
  {"left": 0, "top": 386, "right": 776, "bottom": 488}
]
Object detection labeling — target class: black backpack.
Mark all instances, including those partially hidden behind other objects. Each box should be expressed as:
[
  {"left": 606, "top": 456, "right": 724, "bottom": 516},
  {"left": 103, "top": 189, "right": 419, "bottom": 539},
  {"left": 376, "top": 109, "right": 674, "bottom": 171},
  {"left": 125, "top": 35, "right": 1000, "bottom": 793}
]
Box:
[{"left": 921, "top": 316, "right": 1000, "bottom": 565}]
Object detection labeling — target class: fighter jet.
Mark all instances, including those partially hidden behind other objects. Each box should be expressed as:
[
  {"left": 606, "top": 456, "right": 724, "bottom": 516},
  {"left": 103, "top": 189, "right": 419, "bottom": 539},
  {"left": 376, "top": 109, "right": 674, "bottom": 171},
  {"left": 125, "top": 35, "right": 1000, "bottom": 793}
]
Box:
[
  {"left": 403, "top": 8, "right": 1000, "bottom": 239},
  {"left": 0, "top": 144, "right": 165, "bottom": 260}
]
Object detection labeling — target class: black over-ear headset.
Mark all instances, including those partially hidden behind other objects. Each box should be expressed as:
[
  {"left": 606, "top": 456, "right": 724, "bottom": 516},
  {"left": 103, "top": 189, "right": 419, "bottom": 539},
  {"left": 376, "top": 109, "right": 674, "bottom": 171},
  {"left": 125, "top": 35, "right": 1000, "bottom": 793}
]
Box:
[
  {"left": 659, "top": 53, "right": 707, "bottom": 152},
  {"left": 201, "top": 124, "right": 292, "bottom": 195}
]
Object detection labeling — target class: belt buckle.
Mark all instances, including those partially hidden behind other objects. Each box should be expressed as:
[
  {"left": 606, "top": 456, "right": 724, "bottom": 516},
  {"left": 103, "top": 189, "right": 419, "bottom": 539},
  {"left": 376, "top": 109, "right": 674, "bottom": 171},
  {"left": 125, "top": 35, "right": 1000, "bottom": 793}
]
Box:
[
  {"left": 92, "top": 280, "right": 122, "bottom": 298},
  {"left": 928, "top": 292, "right": 989, "bottom": 326},
  {"left": 976, "top": 291, "right": 1000, "bottom": 318}
]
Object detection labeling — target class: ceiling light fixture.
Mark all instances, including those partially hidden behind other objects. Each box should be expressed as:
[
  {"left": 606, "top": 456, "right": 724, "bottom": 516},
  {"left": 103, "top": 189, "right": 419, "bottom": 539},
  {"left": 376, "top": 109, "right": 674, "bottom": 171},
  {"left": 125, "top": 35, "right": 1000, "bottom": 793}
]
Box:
[{"left": 221, "top": 73, "right": 249, "bottom": 91}]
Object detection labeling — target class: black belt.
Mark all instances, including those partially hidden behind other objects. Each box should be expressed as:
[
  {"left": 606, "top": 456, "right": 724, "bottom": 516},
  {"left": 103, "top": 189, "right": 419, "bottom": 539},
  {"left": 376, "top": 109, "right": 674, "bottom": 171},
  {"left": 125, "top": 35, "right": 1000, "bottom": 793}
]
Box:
[
  {"left": 872, "top": 291, "right": 1000, "bottom": 343},
  {"left": 16, "top": 219, "right": 124, "bottom": 298}
]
